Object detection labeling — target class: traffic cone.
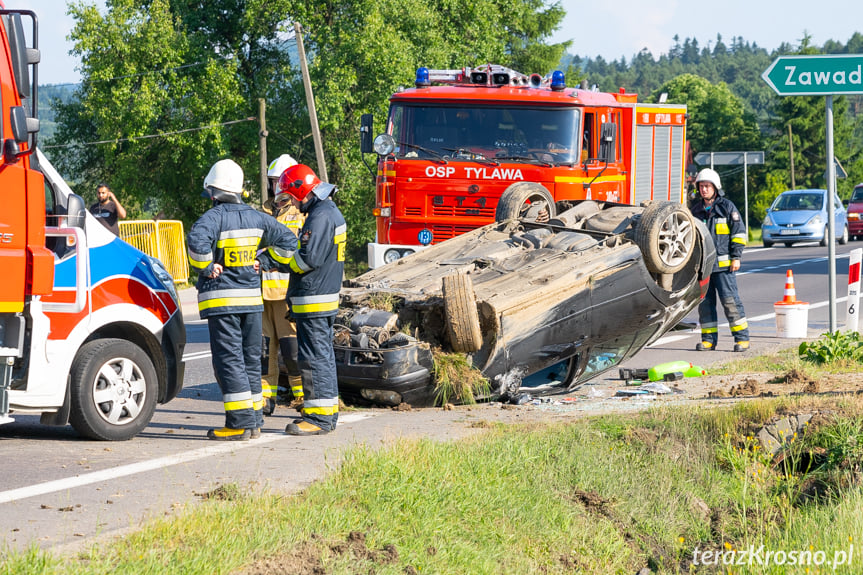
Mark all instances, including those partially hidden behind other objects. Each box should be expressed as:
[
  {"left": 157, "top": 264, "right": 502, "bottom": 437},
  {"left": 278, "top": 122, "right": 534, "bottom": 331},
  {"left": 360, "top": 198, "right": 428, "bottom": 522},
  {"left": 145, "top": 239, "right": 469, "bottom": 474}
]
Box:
[{"left": 775, "top": 269, "right": 801, "bottom": 305}]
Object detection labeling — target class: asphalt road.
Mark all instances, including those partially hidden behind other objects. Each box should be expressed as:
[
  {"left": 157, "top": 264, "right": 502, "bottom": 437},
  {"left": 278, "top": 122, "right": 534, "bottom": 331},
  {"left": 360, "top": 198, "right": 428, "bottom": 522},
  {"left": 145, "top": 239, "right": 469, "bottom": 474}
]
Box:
[{"left": 0, "top": 239, "right": 860, "bottom": 554}]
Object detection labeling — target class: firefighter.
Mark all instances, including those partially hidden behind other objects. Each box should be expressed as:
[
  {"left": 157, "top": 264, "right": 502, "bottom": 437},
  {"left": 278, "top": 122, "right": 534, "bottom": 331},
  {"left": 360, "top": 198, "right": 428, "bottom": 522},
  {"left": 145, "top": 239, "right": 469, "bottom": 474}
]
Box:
[
  {"left": 261, "top": 154, "right": 306, "bottom": 415},
  {"left": 188, "top": 159, "right": 297, "bottom": 440},
  {"left": 277, "top": 164, "right": 346, "bottom": 436},
  {"left": 689, "top": 168, "right": 750, "bottom": 352}
]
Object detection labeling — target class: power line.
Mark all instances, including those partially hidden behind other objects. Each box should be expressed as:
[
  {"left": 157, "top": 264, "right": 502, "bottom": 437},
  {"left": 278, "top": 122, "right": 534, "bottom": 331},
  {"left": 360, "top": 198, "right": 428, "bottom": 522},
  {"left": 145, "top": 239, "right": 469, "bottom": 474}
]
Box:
[{"left": 42, "top": 117, "right": 256, "bottom": 149}]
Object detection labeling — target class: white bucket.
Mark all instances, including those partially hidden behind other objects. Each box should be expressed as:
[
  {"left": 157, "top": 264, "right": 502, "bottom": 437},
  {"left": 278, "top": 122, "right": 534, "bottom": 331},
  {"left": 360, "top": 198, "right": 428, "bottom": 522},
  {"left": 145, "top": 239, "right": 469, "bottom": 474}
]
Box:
[{"left": 774, "top": 303, "right": 809, "bottom": 338}]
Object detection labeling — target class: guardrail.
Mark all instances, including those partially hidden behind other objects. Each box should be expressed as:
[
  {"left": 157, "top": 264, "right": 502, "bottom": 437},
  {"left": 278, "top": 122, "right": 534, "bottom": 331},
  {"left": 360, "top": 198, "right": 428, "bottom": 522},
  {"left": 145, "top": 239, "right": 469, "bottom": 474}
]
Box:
[{"left": 119, "top": 220, "right": 189, "bottom": 283}]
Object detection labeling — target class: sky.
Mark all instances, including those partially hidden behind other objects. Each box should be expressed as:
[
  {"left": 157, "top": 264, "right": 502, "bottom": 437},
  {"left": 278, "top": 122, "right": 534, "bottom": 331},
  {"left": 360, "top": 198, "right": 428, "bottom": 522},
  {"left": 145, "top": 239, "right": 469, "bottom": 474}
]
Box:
[{"left": 7, "top": 0, "right": 862, "bottom": 86}]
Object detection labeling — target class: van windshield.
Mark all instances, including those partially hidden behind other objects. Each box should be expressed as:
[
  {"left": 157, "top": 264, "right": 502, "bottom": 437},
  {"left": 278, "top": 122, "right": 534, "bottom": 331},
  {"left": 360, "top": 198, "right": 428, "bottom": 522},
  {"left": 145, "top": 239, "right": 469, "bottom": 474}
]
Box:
[{"left": 387, "top": 103, "right": 581, "bottom": 164}]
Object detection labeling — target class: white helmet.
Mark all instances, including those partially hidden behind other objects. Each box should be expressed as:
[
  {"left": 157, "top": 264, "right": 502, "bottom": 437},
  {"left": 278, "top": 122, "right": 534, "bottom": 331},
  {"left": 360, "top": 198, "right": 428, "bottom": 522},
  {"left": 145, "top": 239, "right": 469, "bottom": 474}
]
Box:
[
  {"left": 695, "top": 168, "right": 723, "bottom": 195},
  {"left": 203, "top": 159, "right": 245, "bottom": 203},
  {"left": 267, "top": 154, "right": 297, "bottom": 179}
]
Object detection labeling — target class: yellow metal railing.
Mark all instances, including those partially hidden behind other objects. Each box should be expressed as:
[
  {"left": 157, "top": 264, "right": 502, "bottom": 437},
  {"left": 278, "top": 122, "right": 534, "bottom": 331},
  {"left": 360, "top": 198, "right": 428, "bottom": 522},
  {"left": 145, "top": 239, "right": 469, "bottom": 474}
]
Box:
[{"left": 119, "top": 220, "right": 189, "bottom": 283}]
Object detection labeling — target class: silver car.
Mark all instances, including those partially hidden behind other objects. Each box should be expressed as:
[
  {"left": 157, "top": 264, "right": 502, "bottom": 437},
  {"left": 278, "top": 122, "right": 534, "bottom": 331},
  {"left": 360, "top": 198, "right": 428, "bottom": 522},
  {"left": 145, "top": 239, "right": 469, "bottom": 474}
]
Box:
[{"left": 761, "top": 188, "right": 848, "bottom": 247}]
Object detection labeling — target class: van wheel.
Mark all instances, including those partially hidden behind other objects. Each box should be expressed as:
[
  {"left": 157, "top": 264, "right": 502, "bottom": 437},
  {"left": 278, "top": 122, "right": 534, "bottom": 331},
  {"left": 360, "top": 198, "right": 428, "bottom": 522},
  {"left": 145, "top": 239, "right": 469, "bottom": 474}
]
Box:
[
  {"left": 69, "top": 339, "right": 158, "bottom": 441},
  {"left": 635, "top": 201, "right": 695, "bottom": 274},
  {"left": 442, "top": 273, "right": 483, "bottom": 353},
  {"left": 495, "top": 182, "right": 556, "bottom": 223}
]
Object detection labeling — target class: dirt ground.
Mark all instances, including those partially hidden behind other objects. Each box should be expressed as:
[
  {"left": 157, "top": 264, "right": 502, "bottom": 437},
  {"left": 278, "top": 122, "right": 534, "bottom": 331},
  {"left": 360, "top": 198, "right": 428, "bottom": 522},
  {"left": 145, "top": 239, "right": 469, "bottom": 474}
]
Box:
[{"left": 384, "top": 366, "right": 862, "bottom": 425}]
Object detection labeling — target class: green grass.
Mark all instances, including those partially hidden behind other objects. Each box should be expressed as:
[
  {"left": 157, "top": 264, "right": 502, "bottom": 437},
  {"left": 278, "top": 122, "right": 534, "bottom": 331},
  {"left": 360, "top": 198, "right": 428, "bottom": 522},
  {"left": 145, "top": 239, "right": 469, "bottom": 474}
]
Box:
[{"left": 5, "top": 395, "right": 863, "bottom": 574}]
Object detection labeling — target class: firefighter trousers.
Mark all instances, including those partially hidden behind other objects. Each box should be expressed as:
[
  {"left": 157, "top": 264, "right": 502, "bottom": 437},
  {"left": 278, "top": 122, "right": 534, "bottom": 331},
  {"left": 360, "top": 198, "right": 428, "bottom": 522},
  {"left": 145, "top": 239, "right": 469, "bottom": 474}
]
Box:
[
  {"left": 296, "top": 315, "right": 339, "bottom": 431},
  {"left": 262, "top": 299, "right": 301, "bottom": 400},
  {"left": 698, "top": 271, "right": 749, "bottom": 345},
  {"left": 208, "top": 312, "right": 264, "bottom": 430}
]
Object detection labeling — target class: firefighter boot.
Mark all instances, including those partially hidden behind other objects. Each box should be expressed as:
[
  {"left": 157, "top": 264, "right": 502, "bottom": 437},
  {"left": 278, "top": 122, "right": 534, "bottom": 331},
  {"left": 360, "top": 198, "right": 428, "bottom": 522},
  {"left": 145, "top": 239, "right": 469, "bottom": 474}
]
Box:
[
  {"left": 250, "top": 427, "right": 262, "bottom": 439},
  {"left": 733, "top": 341, "right": 750, "bottom": 353},
  {"left": 285, "top": 420, "right": 329, "bottom": 436},
  {"left": 207, "top": 427, "right": 251, "bottom": 441},
  {"left": 695, "top": 341, "right": 716, "bottom": 351}
]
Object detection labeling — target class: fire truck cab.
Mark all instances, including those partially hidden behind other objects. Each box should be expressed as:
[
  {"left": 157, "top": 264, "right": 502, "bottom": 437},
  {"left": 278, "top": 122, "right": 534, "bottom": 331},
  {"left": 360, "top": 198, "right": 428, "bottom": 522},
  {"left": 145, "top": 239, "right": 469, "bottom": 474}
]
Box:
[
  {"left": 361, "top": 64, "right": 687, "bottom": 268},
  {"left": 0, "top": 8, "right": 185, "bottom": 440}
]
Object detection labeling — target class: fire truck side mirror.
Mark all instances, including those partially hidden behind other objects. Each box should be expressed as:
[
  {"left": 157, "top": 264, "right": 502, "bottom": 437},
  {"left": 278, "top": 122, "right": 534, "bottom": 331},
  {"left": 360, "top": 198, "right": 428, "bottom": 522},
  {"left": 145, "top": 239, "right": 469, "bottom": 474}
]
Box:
[
  {"left": 360, "top": 114, "right": 374, "bottom": 154},
  {"left": 9, "top": 105, "right": 38, "bottom": 144},
  {"left": 65, "top": 194, "right": 87, "bottom": 229},
  {"left": 599, "top": 122, "right": 617, "bottom": 163}
]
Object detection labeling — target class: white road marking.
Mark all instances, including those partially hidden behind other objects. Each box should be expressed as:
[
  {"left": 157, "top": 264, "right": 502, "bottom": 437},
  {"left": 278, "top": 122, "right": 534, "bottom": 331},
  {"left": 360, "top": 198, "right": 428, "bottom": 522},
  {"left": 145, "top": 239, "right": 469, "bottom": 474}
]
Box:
[
  {"left": 0, "top": 413, "right": 372, "bottom": 505},
  {"left": 649, "top": 295, "right": 849, "bottom": 348},
  {"left": 182, "top": 350, "right": 212, "bottom": 361}
]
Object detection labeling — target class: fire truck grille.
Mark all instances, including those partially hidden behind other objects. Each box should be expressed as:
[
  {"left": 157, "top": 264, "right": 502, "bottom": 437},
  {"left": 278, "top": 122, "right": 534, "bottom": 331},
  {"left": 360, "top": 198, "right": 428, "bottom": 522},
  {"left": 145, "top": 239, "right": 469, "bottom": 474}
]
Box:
[
  {"left": 431, "top": 206, "right": 496, "bottom": 217},
  {"left": 405, "top": 207, "right": 422, "bottom": 216},
  {"left": 430, "top": 225, "right": 476, "bottom": 243}
]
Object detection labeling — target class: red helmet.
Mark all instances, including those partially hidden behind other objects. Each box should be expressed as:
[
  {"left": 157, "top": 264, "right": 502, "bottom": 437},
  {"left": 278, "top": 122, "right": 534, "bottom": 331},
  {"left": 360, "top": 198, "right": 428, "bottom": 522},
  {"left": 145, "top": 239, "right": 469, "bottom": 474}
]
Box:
[{"left": 278, "top": 164, "right": 321, "bottom": 202}]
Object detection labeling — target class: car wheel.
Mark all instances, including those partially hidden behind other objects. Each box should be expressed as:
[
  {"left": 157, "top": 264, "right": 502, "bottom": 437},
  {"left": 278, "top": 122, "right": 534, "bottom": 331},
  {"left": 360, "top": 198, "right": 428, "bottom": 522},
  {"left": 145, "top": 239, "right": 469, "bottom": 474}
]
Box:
[
  {"left": 839, "top": 225, "right": 849, "bottom": 245},
  {"left": 495, "top": 182, "right": 556, "bottom": 223},
  {"left": 635, "top": 201, "right": 695, "bottom": 274},
  {"left": 820, "top": 227, "right": 828, "bottom": 247},
  {"left": 442, "top": 273, "right": 483, "bottom": 353},
  {"left": 784, "top": 242, "right": 795, "bottom": 247},
  {"left": 763, "top": 239, "right": 774, "bottom": 248},
  {"left": 69, "top": 339, "right": 158, "bottom": 441}
]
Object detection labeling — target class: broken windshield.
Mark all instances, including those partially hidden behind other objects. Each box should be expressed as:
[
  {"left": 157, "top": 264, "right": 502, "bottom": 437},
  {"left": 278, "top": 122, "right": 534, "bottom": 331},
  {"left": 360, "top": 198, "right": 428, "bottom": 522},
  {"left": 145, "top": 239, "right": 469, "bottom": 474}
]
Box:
[{"left": 387, "top": 103, "right": 580, "bottom": 165}]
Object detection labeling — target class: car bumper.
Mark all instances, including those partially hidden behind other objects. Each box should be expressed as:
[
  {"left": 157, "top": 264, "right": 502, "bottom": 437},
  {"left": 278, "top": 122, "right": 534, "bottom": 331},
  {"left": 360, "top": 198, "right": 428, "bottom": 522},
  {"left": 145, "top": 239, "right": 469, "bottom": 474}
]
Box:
[
  {"left": 161, "top": 310, "right": 186, "bottom": 403},
  {"left": 762, "top": 223, "right": 823, "bottom": 242},
  {"left": 335, "top": 342, "right": 436, "bottom": 407}
]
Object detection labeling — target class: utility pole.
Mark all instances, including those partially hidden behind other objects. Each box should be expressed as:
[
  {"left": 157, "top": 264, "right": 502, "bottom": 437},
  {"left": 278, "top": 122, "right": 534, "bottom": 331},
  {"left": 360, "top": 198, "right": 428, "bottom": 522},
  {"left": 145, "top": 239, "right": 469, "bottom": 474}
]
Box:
[
  {"left": 294, "top": 22, "right": 327, "bottom": 182},
  {"left": 788, "top": 123, "right": 795, "bottom": 189},
  {"left": 259, "top": 98, "right": 268, "bottom": 210}
]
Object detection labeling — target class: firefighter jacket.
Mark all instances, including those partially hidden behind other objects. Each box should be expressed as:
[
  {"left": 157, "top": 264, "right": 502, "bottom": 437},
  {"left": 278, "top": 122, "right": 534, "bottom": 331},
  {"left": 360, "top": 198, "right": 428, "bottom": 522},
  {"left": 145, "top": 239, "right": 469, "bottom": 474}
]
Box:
[
  {"left": 690, "top": 196, "right": 747, "bottom": 273},
  {"left": 287, "top": 195, "right": 346, "bottom": 318},
  {"left": 188, "top": 203, "right": 297, "bottom": 319},
  {"left": 261, "top": 206, "right": 305, "bottom": 301}
]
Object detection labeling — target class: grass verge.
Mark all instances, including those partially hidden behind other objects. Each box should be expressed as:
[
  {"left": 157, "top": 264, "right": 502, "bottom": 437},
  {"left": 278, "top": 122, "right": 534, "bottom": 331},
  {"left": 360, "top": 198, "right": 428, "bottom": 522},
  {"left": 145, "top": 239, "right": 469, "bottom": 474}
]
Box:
[{"left": 4, "top": 396, "right": 863, "bottom": 574}]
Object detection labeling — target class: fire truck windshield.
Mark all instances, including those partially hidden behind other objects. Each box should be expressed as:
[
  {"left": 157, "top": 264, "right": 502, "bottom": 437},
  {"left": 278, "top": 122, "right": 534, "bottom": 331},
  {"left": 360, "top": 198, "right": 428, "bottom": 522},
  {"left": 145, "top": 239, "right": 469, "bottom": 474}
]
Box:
[{"left": 388, "top": 104, "right": 581, "bottom": 165}]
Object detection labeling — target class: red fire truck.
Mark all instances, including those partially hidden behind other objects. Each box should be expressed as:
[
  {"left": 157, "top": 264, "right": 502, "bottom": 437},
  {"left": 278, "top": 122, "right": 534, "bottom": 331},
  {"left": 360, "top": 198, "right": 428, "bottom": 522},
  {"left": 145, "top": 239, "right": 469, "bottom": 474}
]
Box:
[
  {"left": 360, "top": 64, "right": 688, "bottom": 268},
  {"left": 0, "top": 7, "right": 185, "bottom": 440}
]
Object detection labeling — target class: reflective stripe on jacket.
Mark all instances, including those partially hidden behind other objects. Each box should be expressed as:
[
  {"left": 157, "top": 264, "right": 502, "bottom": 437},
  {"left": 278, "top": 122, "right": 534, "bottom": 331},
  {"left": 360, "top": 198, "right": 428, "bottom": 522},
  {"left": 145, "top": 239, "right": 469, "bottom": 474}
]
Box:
[
  {"left": 690, "top": 196, "right": 745, "bottom": 273},
  {"left": 188, "top": 203, "right": 298, "bottom": 318},
  {"left": 287, "top": 196, "right": 346, "bottom": 318}
]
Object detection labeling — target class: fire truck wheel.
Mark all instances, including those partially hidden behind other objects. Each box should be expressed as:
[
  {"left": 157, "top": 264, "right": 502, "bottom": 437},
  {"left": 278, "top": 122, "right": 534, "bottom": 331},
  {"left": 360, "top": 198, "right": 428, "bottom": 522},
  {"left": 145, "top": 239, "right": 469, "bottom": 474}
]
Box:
[
  {"left": 495, "top": 182, "right": 556, "bottom": 223},
  {"left": 442, "top": 273, "right": 483, "bottom": 353},
  {"left": 69, "top": 338, "right": 158, "bottom": 441},
  {"left": 635, "top": 201, "right": 695, "bottom": 274}
]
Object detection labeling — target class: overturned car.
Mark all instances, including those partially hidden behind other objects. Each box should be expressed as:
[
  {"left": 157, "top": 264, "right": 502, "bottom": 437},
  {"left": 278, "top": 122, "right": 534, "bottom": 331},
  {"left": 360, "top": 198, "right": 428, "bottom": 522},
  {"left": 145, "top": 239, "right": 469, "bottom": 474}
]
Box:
[{"left": 333, "top": 200, "right": 715, "bottom": 407}]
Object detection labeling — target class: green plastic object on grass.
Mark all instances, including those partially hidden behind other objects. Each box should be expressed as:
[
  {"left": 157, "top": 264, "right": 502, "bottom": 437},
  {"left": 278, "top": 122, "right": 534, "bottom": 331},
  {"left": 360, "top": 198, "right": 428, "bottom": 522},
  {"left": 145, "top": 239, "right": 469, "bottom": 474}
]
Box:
[{"left": 648, "top": 361, "right": 707, "bottom": 382}]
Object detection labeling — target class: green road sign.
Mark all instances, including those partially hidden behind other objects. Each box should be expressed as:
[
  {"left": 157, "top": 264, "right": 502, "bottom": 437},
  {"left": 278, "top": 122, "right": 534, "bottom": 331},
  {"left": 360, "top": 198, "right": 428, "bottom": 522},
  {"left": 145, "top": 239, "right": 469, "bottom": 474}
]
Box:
[{"left": 762, "top": 54, "right": 863, "bottom": 96}]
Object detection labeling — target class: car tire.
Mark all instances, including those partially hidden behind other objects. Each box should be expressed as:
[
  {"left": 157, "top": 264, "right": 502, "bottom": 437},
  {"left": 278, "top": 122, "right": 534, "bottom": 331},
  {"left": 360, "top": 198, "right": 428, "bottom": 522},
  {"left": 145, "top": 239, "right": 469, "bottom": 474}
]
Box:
[
  {"left": 839, "top": 225, "right": 849, "bottom": 245},
  {"left": 635, "top": 201, "right": 695, "bottom": 274},
  {"left": 495, "top": 182, "right": 556, "bottom": 223},
  {"left": 784, "top": 242, "right": 794, "bottom": 247},
  {"left": 763, "top": 239, "right": 774, "bottom": 247},
  {"left": 820, "top": 227, "right": 828, "bottom": 247},
  {"left": 69, "top": 339, "right": 158, "bottom": 441},
  {"left": 442, "top": 273, "right": 483, "bottom": 353}
]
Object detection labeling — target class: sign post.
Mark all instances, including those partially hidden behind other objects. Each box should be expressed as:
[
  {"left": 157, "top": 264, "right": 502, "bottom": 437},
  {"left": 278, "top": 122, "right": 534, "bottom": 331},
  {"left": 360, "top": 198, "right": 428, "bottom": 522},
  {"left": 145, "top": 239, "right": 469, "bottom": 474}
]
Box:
[
  {"left": 764, "top": 54, "right": 863, "bottom": 332},
  {"left": 693, "top": 151, "right": 764, "bottom": 236}
]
